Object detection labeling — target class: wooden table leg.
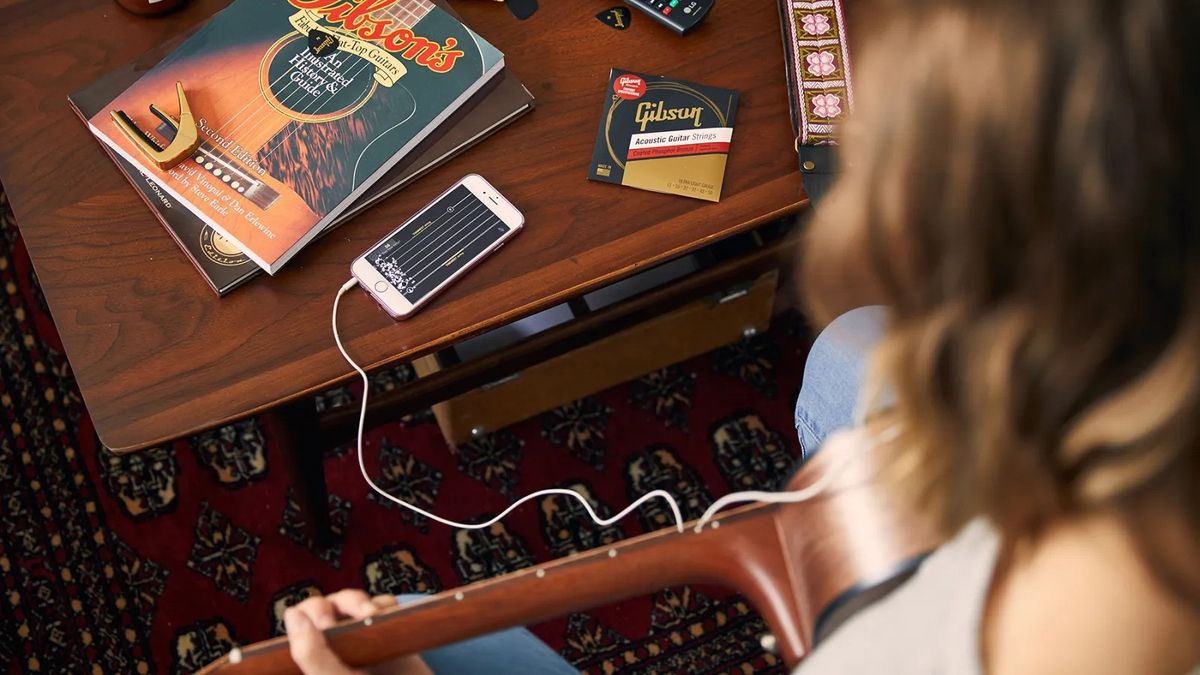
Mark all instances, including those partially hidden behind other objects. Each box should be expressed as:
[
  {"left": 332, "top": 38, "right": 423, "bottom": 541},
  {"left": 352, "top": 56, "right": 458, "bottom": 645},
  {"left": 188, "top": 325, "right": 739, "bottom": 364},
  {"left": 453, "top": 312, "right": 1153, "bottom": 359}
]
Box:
[{"left": 268, "top": 399, "right": 333, "bottom": 548}]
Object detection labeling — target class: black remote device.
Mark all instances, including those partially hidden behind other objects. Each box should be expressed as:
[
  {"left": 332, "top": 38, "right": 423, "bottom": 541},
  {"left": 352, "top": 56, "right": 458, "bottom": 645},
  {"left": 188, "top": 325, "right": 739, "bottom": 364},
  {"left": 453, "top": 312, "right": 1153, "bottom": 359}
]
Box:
[{"left": 623, "top": 0, "right": 714, "bottom": 35}]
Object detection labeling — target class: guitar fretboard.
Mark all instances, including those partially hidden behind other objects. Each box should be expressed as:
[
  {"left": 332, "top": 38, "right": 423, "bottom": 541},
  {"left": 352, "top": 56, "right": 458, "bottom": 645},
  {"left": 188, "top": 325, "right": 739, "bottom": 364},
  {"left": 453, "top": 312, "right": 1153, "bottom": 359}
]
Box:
[{"left": 379, "top": 0, "right": 436, "bottom": 28}]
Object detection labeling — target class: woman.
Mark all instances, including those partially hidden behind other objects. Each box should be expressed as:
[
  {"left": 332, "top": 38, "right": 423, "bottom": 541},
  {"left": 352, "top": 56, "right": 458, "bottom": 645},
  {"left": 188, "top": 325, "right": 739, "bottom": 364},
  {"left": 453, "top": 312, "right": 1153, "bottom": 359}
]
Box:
[{"left": 286, "top": 0, "right": 1200, "bottom": 671}]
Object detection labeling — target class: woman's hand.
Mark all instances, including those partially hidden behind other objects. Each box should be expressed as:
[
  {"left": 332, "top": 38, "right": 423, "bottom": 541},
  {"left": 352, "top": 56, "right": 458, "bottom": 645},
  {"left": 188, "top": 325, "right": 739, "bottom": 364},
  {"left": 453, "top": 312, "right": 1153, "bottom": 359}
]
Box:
[{"left": 284, "top": 589, "right": 432, "bottom": 675}]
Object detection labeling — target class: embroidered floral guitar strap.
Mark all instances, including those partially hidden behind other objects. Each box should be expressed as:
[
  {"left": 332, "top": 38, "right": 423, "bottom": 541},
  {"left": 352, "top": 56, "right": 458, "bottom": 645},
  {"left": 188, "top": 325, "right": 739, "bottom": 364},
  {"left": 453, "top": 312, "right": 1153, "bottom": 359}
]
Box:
[{"left": 779, "top": 0, "right": 854, "bottom": 206}]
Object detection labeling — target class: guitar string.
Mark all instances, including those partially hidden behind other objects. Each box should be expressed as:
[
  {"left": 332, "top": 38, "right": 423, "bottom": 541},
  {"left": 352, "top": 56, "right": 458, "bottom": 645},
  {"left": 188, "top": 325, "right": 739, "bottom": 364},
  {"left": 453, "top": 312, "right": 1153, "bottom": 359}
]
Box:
[
  {"left": 209, "top": 13, "right": 402, "bottom": 189},
  {"left": 212, "top": 62, "right": 300, "bottom": 136},
  {"left": 223, "top": 69, "right": 322, "bottom": 148},
  {"left": 256, "top": 0, "right": 431, "bottom": 159},
  {"left": 191, "top": 0, "right": 426, "bottom": 198},
  {"left": 224, "top": 1, "right": 420, "bottom": 149},
  {"left": 386, "top": 200, "right": 489, "bottom": 278},
  {"left": 203, "top": 16, "right": 414, "bottom": 205},
  {"left": 367, "top": 191, "right": 476, "bottom": 270},
  {"left": 160, "top": 53, "right": 302, "bottom": 195},
  {"left": 196, "top": 48, "right": 369, "bottom": 190},
  {"left": 258, "top": 56, "right": 378, "bottom": 160},
  {"left": 249, "top": 69, "right": 363, "bottom": 161},
  {"left": 219, "top": 56, "right": 316, "bottom": 141},
  {"left": 219, "top": 28, "right": 360, "bottom": 143},
  {"left": 187, "top": 79, "right": 309, "bottom": 194},
  {"left": 402, "top": 203, "right": 493, "bottom": 282},
  {"left": 332, "top": 278, "right": 688, "bottom": 534},
  {"left": 382, "top": 206, "right": 494, "bottom": 295},
  {"left": 217, "top": 73, "right": 309, "bottom": 142},
  {"left": 402, "top": 207, "right": 499, "bottom": 286},
  {"left": 364, "top": 199, "right": 499, "bottom": 301},
  {"left": 372, "top": 201, "right": 486, "bottom": 289},
  {"left": 380, "top": 191, "right": 476, "bottom": 261},
  {"left": 194, "top": 59, "right": 322, "bottom": 185}
]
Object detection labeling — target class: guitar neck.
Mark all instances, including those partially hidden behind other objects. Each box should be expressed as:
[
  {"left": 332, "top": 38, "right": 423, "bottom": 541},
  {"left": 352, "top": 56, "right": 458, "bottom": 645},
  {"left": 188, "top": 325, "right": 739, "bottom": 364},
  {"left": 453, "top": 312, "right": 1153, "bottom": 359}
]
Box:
[
  {"left": 194, "top": 443, "right": 941, "bottom": 675},
  {"left": 196, "top": 503, "right": 807, "bottom": 674},
  {"left": 384, "top": 0, "right": 436, "bottom": 28}
]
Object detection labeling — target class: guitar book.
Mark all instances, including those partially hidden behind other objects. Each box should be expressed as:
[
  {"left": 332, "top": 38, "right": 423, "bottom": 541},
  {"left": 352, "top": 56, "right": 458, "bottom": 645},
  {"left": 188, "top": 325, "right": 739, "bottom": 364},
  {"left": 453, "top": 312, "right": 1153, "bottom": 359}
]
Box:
[
  {"left": 69, "top": 17, "right": 533, "bottom": 296},
  {"left": 81, "top": 0, "right": 505, "bottom": 274}
]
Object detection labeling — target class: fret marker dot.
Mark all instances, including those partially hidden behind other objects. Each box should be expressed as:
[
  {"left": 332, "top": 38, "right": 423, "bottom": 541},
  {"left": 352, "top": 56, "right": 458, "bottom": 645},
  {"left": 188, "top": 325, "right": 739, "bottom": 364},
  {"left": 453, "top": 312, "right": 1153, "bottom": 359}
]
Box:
[
  {"left": 712, "top": 521, "right": 720, "bottom": 529},
  {"left": 608, "top": 549, "right": 618, "bottom": 558},
  {"left": 231, "top": 181, "right": 241, "bottom": 189},
  {"left": 229, "top": 647, "right": 243, "bottom": 664},
  {"left": 238, "top": 187, "right": 246, "bottom": 193},
  {"left": 213, "top": 169, "right": 222, "bottom": 177},
  {"left": 760, "top": 634, "right": 778, "bottom": 654},
  {"left": 363, "top": 617, "right": 373, "bottom": 626},
  {"left": 454, "top": 592, "right": 464, "bottom": 601},
  {"left": 222, "top": 175, "right": 232, "bottom": 183},
  {"left": 204, "top": 162, "right": 214, "bottom": 170},
  {"left": 194, "top": 155, "right": 204, "bottom": 163},
  {"left": 536, "top": 569, "right": 545, "bottom": 578}
]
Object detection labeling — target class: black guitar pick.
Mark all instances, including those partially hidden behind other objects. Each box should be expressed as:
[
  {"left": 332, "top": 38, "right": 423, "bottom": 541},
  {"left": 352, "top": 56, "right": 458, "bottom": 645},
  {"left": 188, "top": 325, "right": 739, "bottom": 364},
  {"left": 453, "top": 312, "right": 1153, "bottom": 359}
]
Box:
[
  {"left": 506, "top": 0, "right": 538, "bottom": 20},
  {"left": 597, "top": 6, "right": 632, "bottom": 30},
  {"left": 308, "top": 29, "right": 340, "bottom": 58}
]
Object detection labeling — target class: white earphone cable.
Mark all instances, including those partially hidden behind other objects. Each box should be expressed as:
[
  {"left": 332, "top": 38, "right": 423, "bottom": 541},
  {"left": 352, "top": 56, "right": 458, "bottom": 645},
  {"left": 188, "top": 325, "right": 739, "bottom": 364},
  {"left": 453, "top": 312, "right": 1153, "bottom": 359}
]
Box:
[
  {"left": 332, "top": 279, "right": 687, "bottom": 534},
  {"left": 694, "top": 454, "right": 849, "bottom": 532},
  {"left": 695, "top": 422, "right": 894, "bottom": 531}
]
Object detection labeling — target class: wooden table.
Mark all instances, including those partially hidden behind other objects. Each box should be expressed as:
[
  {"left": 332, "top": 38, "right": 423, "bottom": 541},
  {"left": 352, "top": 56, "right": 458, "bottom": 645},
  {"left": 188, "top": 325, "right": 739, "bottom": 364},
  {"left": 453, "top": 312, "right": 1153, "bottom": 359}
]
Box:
[{"left": 0, "top": 1, "right": 805, "bottom": 456}]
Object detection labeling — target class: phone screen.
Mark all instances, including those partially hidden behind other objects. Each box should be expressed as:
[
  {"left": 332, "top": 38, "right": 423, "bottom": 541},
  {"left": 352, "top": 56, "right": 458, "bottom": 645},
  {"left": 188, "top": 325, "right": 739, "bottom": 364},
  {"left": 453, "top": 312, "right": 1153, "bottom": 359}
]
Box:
[{"left": 365, "top": 184, "right": 510, "bottom": 302}]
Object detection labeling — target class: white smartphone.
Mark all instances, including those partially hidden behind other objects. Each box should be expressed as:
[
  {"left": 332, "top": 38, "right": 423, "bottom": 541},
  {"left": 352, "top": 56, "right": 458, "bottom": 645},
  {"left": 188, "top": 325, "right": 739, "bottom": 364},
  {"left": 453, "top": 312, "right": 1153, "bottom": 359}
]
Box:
[{"left": 351, "top": 174, "right": 524, "bottom": 319}]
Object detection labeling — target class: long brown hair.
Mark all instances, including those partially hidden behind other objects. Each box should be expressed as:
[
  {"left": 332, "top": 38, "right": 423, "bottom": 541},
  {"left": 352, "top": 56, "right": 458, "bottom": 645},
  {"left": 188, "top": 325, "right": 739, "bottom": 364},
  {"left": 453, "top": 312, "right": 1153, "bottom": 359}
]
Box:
[{"left": 803, "top": 0, "right": 1200, "bottom": 595}]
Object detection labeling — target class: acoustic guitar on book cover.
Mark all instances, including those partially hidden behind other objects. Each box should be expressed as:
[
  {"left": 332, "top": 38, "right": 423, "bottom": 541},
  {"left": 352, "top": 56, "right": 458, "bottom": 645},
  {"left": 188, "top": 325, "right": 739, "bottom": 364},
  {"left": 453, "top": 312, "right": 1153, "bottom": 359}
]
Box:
[{"left": 88, "top": 0, "right": 504, "bottom": 272}]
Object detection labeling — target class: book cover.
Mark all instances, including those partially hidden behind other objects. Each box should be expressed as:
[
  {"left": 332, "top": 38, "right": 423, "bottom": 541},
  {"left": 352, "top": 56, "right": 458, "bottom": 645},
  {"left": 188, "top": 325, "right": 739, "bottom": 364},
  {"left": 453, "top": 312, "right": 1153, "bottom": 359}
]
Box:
[
  {"left": 588, "top": 69, "right": 738, "bottom": 203},
  {"left": 71, "top": 56, "right": 533, "bottom": 295},
  {"left": 84, "top": 0, "right": 505, "bottom": 274}
]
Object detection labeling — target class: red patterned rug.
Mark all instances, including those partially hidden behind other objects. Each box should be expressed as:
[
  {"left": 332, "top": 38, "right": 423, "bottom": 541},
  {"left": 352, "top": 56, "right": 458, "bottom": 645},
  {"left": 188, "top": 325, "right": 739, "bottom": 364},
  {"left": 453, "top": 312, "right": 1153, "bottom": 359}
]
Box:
[{"left": 0, "top": 187, "right": 812, "bottom": 674}]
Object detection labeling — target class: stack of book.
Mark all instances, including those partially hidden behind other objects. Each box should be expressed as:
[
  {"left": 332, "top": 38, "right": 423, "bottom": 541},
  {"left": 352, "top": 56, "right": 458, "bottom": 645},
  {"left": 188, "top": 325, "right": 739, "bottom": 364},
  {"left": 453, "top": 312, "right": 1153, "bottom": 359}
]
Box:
[{"left": 70, "top": 0, "right": 533, "bottom": 295}]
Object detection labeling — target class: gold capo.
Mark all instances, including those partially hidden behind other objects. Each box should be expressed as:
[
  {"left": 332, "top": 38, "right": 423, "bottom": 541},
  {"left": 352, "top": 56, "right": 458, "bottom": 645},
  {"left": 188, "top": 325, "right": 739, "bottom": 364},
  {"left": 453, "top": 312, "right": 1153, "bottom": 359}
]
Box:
[{"left": 109, "top": 81, "right": 200, "bottom": 171}]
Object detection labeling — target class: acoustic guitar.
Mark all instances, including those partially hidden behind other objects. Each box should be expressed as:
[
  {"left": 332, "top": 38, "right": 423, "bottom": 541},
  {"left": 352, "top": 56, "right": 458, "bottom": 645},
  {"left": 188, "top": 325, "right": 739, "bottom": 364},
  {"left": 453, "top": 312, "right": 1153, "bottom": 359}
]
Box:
[{"left": 195, "top": 436, "right": 939, "bottom": 673}]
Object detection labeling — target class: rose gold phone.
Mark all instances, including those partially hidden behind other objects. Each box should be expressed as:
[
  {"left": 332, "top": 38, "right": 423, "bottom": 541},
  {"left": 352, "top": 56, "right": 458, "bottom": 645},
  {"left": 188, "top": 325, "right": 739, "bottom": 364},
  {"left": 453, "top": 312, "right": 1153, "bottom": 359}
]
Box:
[{"left": 351, "top": 174, "right": 523, "bottom": 319}]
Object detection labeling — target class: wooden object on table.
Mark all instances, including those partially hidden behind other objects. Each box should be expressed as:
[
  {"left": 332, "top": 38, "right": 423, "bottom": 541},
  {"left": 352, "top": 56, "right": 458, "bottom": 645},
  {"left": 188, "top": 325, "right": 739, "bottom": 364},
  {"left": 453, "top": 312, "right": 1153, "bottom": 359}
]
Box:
[
  {"left": 416, "top": 268, "right": 778, "bottom": 445},
  {"left": 108, "top": 81, "right": 200, "bottom": 170},
  {"left": 194, "top": 431, "right": 942, "bottom": 674},
  {"left": 0, "top": 0, "right": 804, "bottom": 455}
]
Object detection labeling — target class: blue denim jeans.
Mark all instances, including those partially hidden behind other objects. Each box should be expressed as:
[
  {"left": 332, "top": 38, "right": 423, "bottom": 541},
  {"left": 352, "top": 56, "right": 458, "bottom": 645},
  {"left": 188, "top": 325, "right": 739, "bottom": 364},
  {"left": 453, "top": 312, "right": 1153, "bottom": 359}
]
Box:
[
  {"left": 794, "top": 306, "right": 886, "bottom": 459},
  {"left": 397, "top": 307, "right": 884, "bottom": 673},
  {"left": 396, "top": 594, "right": 577, "bottom": 674}
]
